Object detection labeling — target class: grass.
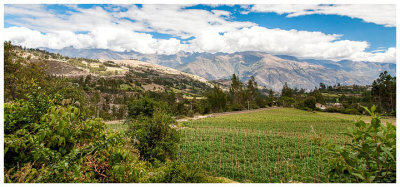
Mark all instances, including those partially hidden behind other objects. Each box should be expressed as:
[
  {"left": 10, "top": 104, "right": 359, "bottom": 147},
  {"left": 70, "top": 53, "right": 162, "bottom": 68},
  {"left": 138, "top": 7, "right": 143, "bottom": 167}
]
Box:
[
  {"left": 106, "top": 108, "right": 396, "bottom": 183},
  {"left": 177, "top": 108, "right": 363, "bottom": 183},
  {"left": 316, "top": 111, "right": 396, "bottom": 125}
]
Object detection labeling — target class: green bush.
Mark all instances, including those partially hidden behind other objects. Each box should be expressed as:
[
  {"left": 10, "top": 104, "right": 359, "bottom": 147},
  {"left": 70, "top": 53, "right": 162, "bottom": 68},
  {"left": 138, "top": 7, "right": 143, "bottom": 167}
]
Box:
[
  {"left": 325, "top": 107, "right": 342, "bottom": 113},
  {"left": 303, "top": 96, "right": 316, "bottom": 110},
  {"left": 278, "top": 96, "right": 295, "bottom": 107},
  {"left": 4, "top": 98, "right": 105, "bottom": 168},
  {"left": 127, "top": 97, "right": 169, "bottom": 118},
  {"left": 342, "top": 107, "right": 360, "bottom": 115},
  {"left": 128, "top": 110, "right": 180, "bottom": 162},
  {"left": 265, "top": 97, "right": 274, "bottom": 107},
  {"left": 328, "top": 106, "right": 396, "bottom": 183},
  {"left": 151, "top": 159, "right": 208, "bottom": 183},
  {"left": 4, "top": 91, "right": 149, "bottom": 183},
  {"left": 230, "top": 103, "right": 244, "bottom": 111}
]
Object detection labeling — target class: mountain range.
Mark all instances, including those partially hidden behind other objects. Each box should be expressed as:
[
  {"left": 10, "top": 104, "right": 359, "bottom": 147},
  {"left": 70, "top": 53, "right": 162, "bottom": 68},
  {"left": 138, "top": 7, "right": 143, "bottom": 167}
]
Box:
[{"left": 45, "top": 47, "right": 396, "bottom": 91}]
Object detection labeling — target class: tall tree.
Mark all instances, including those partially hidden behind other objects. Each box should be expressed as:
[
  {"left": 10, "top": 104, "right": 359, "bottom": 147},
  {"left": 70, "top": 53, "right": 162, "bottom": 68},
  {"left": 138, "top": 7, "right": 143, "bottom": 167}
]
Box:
[
  {"left": 229, "top": 73, "right": 243, "bottom": 105},
  {"left": 371, "top": 71, "right": 396, "bottom": 113},
  {"left": 247, "top": 76, "right": 258, "bottom": 102},
  {"left": 281, "top": 82, "right": 293, "bottom": 98},
  {"left": 207, "top": 85, "right": 227, "bottom": 112}
]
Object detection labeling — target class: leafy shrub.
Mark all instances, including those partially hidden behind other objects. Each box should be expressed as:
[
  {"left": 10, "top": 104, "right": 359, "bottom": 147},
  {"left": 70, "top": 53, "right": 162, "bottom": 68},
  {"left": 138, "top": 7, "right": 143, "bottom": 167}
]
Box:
[
  {"left": 128, "top": 110, "right": 180, "bottom": 162},
  {"left": 325, "top": 107, "right": 342, "bottom": 113},
  {"left": 342, "top": 107, "right": 360, "bottom": 115},
  {"left": 303, "top": 96, "right": 316, "bottom": 110},
  {"left": 127, "top": 97, "right": 169, "bottom": 118},
  {"left": 230, "top": 103, "right": 244, "bottom": 111},
  {"left": 265, "top": 97, "right": 274, "bottom": 107},
  {"left": 278, "top": 96, "right": 296, "bottom": 107},
  {"left": 4, "top": 98, "right": 105, "bottom": 169},
  {"left": 255, "top": 96, "right": 266, "bottom": 108},
  {"left": 151, "top": 159, "right": 208, "bottom": 183},
  {"left": 328, "top": 106, "right": 396, "bottom": 183},
  {"left": 4, "top": 91, "right": 148, "bottom": 183},
  {"left": 4, "top": 88, "right": 53, "bottom": 135}
]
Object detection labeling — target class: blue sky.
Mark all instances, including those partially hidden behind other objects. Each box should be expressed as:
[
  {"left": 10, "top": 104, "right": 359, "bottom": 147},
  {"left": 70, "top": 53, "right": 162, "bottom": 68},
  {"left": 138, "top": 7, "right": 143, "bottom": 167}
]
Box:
[
  {"left": 4, "top": 4, "right": 396, "bottom": 62},
  {"left": 189, "top": 4, "right": 396, "bottom": 52}
]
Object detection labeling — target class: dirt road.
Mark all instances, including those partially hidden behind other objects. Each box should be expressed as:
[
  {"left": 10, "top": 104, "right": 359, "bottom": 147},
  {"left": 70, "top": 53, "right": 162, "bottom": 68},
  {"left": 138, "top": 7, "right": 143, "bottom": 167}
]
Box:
[
  {"left": 103, "top": 107, "right": 281, "bottom": 124},
  {"left": 176, "top": 107, "right": 281, "bottom": 122}
]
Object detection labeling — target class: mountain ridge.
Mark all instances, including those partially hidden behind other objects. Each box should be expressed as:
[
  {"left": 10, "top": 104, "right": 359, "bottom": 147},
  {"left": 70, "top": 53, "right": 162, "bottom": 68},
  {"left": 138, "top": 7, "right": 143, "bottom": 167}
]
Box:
[{"left": 44, "top": 47, "right": 396, "bottom": 91}]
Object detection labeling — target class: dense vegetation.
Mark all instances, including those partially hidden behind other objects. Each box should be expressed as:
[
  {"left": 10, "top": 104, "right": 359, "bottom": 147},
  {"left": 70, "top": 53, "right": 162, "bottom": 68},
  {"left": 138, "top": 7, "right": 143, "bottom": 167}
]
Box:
[
  {"left": 204, "top": 72, "right": 396, "bottom": 117},
  {"left": 178, "top": 107, "right": 395, "bottom": 183},
  {"left": 328, "top": 106, "right": 396, "bottom": 182},
  {"left": 4, "top": 41, "right": 396, "bottom": 183},
  {"left": 4, "top": 41, "right": 220, "bottom": 183}
]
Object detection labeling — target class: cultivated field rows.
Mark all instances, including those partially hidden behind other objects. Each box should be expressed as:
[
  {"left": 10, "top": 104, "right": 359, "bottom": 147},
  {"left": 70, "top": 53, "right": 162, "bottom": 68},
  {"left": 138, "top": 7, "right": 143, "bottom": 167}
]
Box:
[{"left": 178, "top": 108, "right": 358, "bottom": 183}]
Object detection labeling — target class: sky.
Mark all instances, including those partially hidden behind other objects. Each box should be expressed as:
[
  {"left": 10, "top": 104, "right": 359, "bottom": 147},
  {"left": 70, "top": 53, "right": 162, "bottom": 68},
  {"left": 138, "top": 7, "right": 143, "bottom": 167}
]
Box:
[{"left": 3, "top": 4, "right": 397, "bottom": 63}]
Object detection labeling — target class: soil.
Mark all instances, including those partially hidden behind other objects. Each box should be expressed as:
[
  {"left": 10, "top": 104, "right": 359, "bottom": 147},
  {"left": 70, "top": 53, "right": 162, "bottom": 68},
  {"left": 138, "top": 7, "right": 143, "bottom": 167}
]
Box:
[{"left": 176, "top": 107, "right": 281, "bottom": 122}]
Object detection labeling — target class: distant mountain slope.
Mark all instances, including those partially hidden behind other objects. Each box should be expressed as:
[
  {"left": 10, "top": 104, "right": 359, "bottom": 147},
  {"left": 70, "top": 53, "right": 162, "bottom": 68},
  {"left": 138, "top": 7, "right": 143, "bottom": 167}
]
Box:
[
  {"left": 276, "top": 55, "right": 396, "bottom": 79},
  {"left": 21, "top": 48, "right": 214, "bottom": 96},
  {"left": 176, "top": 51, "right": 372, "bottom": 91},
  {"left": 45, "top": 48, "right": 396, "bottom": 91}
]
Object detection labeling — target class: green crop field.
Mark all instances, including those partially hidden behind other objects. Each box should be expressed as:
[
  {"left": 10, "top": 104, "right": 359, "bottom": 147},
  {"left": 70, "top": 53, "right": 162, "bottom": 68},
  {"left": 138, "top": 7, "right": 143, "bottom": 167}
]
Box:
[{"left": 178, "top": 108, "right": 365, "bottom": 183}]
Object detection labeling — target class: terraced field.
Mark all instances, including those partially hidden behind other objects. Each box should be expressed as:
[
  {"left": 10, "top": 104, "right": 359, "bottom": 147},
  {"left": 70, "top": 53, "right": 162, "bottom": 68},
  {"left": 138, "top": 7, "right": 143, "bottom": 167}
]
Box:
[{"left": 178, "top": 108, "right": 371, "bottom": 183}]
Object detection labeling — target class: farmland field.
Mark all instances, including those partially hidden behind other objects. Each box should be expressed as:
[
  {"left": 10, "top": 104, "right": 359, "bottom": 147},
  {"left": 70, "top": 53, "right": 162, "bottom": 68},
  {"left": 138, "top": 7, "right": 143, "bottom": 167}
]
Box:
[{"left": 177, "top": 108, "right": 374, "bottom": 183}]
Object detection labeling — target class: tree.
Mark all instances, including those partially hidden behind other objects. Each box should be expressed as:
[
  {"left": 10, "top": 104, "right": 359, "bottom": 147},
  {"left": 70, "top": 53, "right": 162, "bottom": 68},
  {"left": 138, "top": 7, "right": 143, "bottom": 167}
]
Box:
[
  {"left": 303, "top": 96, "right": 317, "bottom": 110},
  {"left": 319, "top": 83, "right": 326, "bottom": 91},
  {"left": 309, "top": 89, "right": 325, "bottom": 104},
  {"left": 281, "top": 82, "right": 293, "bottom": 98},
  {"left": 247, "top": 76, "right": 258, "bottom": 102},
  {"left": 371, "top": 71, "right": 396, "bottom": 114},
  {"left": 229, "top": 73, "right": 243, "bottom": 105},
  {"left": 128, "top": 110, "right": 180, "bottom": 162},
  {"left": 127, "top": 97, "right": 168, "bottom": 118},
  {"left": 265, "top": 89, "right": 275, "bottom": 107},
  {"left": 207, "top": 85, "right": 227, "bottom": 112}
]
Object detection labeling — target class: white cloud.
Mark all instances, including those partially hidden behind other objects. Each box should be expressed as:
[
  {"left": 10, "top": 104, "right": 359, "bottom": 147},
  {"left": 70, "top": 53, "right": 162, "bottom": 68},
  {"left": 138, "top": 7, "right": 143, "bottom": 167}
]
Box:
[
  {"left": 4, "top": 26, "right": 189, "bottom": 55},
  {"left": 4, "top": 4, "right": 396, "bottom": 63},
  {"left": 187, "top": 26, "right": 385, "bottom": 62},
  {"left": 116, "top": 5, "right": 255, "bottom": 39},
  {"left": 249, "top": 4, "right": 396, "bottom": 27},
  {"left": 350, "top": 47, "right": 396, "bottom": 63}
]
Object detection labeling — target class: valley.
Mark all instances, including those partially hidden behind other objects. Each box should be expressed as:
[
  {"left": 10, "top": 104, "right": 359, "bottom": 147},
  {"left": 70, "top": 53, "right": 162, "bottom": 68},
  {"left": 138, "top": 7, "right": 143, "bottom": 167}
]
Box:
[{"left": 4, "top": 42, "right": 396, "bottom": 183}]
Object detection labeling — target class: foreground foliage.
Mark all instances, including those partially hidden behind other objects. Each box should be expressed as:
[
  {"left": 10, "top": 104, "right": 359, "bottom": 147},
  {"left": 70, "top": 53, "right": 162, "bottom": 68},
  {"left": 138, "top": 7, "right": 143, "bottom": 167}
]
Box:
[
  {"left": 4, "top": 89, "right": 214, "bottom": 183},
  {"left": 328, "top": 106, "right": 396, "bottom": 182}
]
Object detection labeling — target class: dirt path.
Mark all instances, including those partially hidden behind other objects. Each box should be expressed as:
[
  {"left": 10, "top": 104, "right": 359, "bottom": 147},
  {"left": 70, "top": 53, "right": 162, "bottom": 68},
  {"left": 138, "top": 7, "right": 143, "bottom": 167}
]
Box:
[
  {"left": 103, "top": 107, "right": 281, "bottom": 124},
  {"left": 176, "top": 107, "right": 281, "bottom": 122}
]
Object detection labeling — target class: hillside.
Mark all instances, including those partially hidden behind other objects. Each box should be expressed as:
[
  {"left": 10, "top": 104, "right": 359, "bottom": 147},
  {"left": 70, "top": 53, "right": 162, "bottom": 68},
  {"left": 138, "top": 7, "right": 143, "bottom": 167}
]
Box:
[
  {"left": 176, "top": 52, "right": 373, "bottom": 91},
  {"left": 8, "top": 45, "right": 216, "bottom": 121},
  {"left": 45, "top": 48, "right": 396, "bottom": 91},
  {"left": 19, "top": 47, "right": 213, "bottom": 96}
]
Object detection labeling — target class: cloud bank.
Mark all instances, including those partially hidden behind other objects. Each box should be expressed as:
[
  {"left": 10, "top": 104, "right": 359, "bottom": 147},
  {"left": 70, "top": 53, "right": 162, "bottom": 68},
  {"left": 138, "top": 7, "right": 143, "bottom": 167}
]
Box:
[
  {"left": 249, "top": 4, "right": 396, "bottom": 27},
  {"left": 4, "top": 4, "right": 396, "bottom": 63}
]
